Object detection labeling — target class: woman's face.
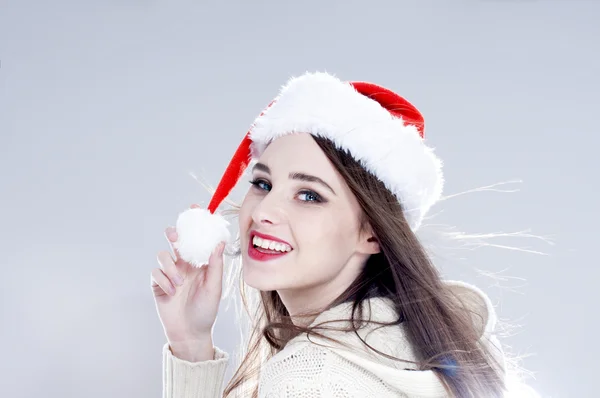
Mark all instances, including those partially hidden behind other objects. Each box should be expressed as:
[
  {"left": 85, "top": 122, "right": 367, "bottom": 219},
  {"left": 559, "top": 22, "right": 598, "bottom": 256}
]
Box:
[{"left": 238, "top": 133, "right": 379, "bottom": 312}]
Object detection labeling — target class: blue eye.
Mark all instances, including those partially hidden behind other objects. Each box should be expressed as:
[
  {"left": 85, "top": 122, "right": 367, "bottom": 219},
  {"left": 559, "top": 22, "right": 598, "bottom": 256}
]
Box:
[
  {"left": 249, "top": 180, "right": 324, "bottom": 203},
  {"left": 249, "top": 179, "right": 271, "bottom": 191},
  {"left": 298, "top": 190, "right": 322, "bottom": 203}
]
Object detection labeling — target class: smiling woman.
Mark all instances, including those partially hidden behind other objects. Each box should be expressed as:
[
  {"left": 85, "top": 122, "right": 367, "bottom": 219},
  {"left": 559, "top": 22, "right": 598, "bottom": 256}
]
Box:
[
  {"left": 151, "top": 72, "right": 534, "bottom": 398},
  {"left": 239, "top": 133, "right": 381, "bottom": 314}
]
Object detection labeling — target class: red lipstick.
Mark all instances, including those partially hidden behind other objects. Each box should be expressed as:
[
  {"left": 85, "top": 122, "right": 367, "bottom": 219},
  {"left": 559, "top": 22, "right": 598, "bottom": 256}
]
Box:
[{"left": 247, "top": 230, "right": 292, "bottom": 262}]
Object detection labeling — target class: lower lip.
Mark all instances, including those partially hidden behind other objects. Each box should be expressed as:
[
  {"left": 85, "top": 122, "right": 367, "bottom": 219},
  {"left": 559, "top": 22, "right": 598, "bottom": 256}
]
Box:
[{"left": 247, "top": 239, "right": 291, "bottom": 261}]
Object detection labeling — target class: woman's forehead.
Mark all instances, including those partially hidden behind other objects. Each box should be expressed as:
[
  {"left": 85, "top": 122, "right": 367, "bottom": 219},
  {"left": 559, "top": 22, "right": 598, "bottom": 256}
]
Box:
[{"left": 259, "top": 134, "right": 331, "bottom": 171}]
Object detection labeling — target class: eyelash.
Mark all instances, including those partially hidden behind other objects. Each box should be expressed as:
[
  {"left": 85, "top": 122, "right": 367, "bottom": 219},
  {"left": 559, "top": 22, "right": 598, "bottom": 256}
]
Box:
[{"left": 249, "top": 179, "right": 324, "bottom": 203}]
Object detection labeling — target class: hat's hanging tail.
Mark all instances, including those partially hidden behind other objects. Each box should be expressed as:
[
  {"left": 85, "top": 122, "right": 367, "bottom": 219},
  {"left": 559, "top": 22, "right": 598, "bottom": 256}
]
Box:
[
  {"left": 174, "top": 133, "right": 253, "bottom": 267},
  {"left": 207, "top": 133, "right": 253, "bottom": 213}
]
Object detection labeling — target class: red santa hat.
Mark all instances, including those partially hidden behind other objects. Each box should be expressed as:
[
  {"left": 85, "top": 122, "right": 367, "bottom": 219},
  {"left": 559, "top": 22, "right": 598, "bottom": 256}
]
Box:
[{"left": 174, "top": 72, "right": 444, "bottom": 267}]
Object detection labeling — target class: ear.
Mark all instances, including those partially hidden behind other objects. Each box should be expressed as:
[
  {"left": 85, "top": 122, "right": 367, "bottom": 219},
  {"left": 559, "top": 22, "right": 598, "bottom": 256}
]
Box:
[{"left": 358, "top": 227, "right": 381, "bottom": 255}]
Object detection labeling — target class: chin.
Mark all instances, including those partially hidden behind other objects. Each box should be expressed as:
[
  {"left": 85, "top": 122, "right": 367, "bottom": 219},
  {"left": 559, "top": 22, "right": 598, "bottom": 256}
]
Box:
[
  {"left": 240, "top": 252, "right": 265, "bottom": 289},
  {"left": 242, "top": 264, "right": 275, "bottom": 291},
  {"left": 242, "top": 258, "right": 294, "bottom": 292}
]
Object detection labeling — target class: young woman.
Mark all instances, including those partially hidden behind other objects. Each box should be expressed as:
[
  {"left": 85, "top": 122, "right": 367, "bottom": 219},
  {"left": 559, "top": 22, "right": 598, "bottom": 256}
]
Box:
[{"left": 151, "top": 72, "right": 514, "bottom": 397}]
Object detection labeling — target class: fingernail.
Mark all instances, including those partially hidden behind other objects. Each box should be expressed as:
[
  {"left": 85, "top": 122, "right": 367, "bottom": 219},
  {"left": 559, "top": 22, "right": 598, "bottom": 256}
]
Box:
[
  {"left": 166, "top": 227, "right": 177, "bottom": 241},
  {"left": 173, "top": 274, "right": 184, "bottom": 286},
  {"left": 169, "top": 286, "right": 177, "bottom": 296}
]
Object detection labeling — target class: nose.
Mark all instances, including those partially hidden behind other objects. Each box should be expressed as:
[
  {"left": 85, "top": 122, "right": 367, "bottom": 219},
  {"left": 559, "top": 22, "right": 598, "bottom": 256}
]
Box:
[{"left": 251, "top": 190, "right": 285, "bottom": 227}]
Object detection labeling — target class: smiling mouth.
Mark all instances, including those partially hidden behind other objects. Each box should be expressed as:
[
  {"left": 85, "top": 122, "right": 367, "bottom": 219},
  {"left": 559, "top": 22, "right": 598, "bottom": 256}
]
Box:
[
  {"left": 252, "top": 245, "right": 286, "bottom": 254},
  {"left": 248, "top": 231, "right": 293, "bottom": 261}
]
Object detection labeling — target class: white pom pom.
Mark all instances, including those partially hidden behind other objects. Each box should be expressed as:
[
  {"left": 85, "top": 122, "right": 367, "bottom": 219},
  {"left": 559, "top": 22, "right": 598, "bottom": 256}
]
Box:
[{"left": 173, "top": 208, "right": 231, "bottom": 267}]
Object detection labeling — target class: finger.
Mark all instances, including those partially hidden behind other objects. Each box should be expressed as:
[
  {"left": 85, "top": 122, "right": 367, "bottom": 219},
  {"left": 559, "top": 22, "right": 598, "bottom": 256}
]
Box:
[
  {"left": 190, "top": 203, "right": 201, "bottom": 209},
  {"left": 164, "top": 226, "right": 181, "bottom": 262},
  {"left": 205, "top": 242, "right": 226, "bottom": 290},
  {"left": 150, "top": 268, "right": 176, "bottom": 296},
  {"left": 157, "top": 250, "right": 185, "bottom": 287}
]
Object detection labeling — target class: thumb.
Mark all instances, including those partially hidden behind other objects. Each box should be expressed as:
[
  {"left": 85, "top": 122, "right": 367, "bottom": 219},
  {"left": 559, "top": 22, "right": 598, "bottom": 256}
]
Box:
[{"left": 206, "top": 242, "right": 226, "bottom": 290}]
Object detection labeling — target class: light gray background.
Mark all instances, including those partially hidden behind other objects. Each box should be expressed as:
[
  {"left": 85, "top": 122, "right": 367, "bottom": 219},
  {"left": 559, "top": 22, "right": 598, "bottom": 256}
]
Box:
[{"left": 1, "top": 1, "right": 597, "bottom": 397}]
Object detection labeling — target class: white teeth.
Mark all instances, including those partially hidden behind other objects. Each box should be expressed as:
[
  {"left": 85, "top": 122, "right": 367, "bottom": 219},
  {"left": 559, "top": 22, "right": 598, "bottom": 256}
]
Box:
[{"left": 252, "top": 235, "right": 292, "bottom": 252}]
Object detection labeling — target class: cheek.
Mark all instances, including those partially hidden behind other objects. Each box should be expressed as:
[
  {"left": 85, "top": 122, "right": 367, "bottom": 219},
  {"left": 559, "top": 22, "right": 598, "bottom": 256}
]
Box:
[
  {"left": 295, "top": 209, "right": 358, "bottom": 257},
  {"left": 238, "top": 193, "right": 257, "bottom": 232}
]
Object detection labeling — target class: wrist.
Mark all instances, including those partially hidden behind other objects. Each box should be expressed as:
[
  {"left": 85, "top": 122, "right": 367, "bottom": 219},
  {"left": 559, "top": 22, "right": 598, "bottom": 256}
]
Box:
[{"left": 169, "top": 335, "right": 214, "bottom": 362}]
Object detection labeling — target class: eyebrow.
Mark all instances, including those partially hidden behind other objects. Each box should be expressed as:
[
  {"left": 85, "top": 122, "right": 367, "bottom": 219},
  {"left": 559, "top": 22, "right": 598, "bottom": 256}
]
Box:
[{"left": 252, "top": 162, "right": 337, "bottom": 195}]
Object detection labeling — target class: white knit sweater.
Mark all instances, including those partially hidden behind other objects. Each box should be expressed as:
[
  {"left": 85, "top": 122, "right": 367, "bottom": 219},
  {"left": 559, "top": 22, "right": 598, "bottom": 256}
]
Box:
[{"left": 162, "top": 281, "right": 504, "bottom": 398}]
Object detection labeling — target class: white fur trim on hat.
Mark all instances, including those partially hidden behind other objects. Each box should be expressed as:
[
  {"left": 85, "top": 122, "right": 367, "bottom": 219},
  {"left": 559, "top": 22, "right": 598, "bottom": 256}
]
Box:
[{"left": 249, "top": 72, "right": 443, "bottom": 230}]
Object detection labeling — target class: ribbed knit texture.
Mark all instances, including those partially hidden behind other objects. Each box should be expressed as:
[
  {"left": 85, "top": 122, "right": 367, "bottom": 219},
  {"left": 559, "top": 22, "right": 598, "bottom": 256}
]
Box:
[
  {"left": 258, "top": 344, "right": 409, "bottom": 397},
  {"left": 163, "top": 343, "right": 229, "bottom": 398}
]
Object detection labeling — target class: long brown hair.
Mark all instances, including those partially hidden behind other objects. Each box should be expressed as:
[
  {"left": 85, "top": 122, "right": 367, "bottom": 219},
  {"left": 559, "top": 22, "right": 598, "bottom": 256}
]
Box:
[{"left": 222, "top": 135, "right": 506, "bottom": 397}]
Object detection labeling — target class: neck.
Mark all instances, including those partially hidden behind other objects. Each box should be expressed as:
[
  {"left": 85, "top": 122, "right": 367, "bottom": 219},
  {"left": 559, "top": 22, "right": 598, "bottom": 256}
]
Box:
[
  {"left": 277, "top": 277, "right": 352, "bottom": 327},
  {"left": 276, "top": 253, "right": 369, "bottom": 326}
]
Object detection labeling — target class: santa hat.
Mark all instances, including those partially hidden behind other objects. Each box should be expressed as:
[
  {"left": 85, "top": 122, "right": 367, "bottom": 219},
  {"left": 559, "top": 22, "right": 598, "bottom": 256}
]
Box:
[{"left": 174, "top": 72, "right": 444, "bottom": 267}]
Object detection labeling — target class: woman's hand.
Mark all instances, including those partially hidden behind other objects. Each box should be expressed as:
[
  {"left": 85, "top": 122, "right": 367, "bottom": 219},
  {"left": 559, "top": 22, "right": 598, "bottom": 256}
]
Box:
[{"left": 151, "top": 204, "right": 226, "bottom": 361}]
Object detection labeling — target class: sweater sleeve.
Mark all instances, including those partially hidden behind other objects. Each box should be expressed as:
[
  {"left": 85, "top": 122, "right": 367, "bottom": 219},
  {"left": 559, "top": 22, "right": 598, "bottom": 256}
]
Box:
[{"left": 162, "top": 343, "right": 229, "bottom": 398}]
